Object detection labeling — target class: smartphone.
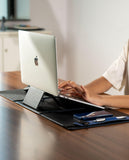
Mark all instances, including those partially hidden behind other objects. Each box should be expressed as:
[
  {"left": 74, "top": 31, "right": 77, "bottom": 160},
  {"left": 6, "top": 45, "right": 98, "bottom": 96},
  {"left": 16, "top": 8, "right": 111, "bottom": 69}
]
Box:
[{"left": 73, "top": 110, "right": 113, "bottom": 121}]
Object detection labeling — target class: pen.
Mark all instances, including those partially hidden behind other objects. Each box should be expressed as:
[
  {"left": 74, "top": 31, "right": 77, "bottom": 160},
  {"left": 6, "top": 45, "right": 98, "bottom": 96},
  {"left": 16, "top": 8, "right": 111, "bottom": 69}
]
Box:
[
  {"left": 73, "top": 116, "right": 129, "bottom": 127},
  {"left": 94, "top": 116, "right": 128, "bottom": 122},
  {"left": 87, "top": 116, "right": 129, "bottom": 125},
  {"left": 81, "top": 112, "right": 96, "bottom": 118}
]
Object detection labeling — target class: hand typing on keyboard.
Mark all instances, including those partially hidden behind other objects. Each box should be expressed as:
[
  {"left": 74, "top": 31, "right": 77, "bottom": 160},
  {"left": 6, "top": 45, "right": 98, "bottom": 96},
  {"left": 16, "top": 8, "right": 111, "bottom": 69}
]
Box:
[
  {"left": 58, "top": 80, "right": 104, "bottom": 106},
  {"left": 58, "top": 80, "right": 86, "bottom": 100}
]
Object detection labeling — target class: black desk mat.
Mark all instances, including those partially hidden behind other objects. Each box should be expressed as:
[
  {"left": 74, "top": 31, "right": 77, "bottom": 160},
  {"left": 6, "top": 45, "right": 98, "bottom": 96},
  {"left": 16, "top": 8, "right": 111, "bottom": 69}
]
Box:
[{"left": 0, "top": 89, "right": 129, "bottom": 130}]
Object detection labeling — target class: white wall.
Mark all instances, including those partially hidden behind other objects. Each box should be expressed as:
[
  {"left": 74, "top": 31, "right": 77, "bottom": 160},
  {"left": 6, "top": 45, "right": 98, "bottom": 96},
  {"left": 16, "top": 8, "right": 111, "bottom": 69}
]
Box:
[
  {"left": 29, "top": 0, "right": 129, "bottom": 95},
  {"left": 3, "top": 0, "right": 129, "bottom": 95}
]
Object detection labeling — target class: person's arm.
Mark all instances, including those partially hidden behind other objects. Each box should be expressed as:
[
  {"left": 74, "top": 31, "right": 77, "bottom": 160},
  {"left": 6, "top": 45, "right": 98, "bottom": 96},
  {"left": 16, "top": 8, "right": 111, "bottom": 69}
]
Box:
[
  {"left": 84, "top": 76, "right": 113, "bottom": 94},
  {"left": 79, "top": 85, "right": 129, "bottom": 108},
  {"left": 58, "top": 76, "right": 113, "bottom": 98},
  {"left": 59, "top": 78, "right": 129, "bottom": 108},
  {"left": 88, "top": 94, "right": 129, "bottom": 108}
]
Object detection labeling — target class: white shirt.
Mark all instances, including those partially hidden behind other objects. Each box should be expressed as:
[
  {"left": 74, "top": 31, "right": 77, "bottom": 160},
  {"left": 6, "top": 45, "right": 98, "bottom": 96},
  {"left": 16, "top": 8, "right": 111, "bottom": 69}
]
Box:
[{"left": 103, "top": 40, "right": 129, "bottom": 94}]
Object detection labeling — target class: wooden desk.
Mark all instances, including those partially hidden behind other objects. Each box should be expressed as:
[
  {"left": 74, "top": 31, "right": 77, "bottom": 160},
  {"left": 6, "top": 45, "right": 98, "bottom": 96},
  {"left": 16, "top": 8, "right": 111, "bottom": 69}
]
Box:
[{"left": 1, "top": 71, "right": 129, "bottom": 160}]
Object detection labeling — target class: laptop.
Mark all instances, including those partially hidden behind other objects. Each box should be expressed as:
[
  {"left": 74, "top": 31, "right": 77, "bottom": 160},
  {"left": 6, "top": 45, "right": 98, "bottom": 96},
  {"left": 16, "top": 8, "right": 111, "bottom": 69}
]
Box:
[{"left": 18, "top": 30, "right": 104, "bottom": 110}]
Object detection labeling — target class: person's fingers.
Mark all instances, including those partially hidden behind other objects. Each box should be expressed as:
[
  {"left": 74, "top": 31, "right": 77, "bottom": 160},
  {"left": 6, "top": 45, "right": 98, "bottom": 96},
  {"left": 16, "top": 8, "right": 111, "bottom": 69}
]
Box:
[
  {"left": 60, "top": 89, "right": 75, "bottom": 94},
  {"left": 60, "top": 87, "right": 82, "bottom": 98},
  {"left": 58, "top": 80, "right": 74, "bottom": 88},
  {"left": 81, "top": 85, "right": 86, "bottom": 93},
  {"left": 62, "top": 82, "right": 85, "bottom": 98},
  {"left": 80, "top": 85, "right": 87, "bottom": 101},
  {"left": 68, "top": 82, "right": 83, "bottom": 94},
  {"left": 60, "top": 86, "right": 72, "bottom": 91},
  {"left": 59, "top": 81, "right": 87, "bottom": 100},
  {"left": 59, "top": 80, "right": 76, "bottom": 89},
  {"left": 58, "top": 81, "right": 68, "bottom": 88}
]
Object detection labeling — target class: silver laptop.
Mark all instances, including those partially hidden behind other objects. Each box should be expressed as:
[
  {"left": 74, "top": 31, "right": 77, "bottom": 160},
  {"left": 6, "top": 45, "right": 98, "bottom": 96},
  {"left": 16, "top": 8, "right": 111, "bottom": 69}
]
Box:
[{"left": 19, "top": 31, "right": 104, "bottom": 109}]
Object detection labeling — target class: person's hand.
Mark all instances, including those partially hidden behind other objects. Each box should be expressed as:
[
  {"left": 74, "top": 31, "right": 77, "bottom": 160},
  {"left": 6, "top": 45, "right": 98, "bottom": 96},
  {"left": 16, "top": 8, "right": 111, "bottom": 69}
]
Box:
[
  {"left": 58, "top": 80, "right": 105, "bottom": 106},
  {"left": 58, "top": 80, "right": 84, "bottom": 99},
  {"left": 81, "top": 86, "right": 103, "bottom": 106}
]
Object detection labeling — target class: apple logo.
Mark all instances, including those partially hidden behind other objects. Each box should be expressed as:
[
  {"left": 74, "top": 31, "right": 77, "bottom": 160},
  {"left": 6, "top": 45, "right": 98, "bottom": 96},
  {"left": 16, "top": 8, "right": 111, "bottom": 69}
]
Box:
[{"left": 34, "top": 56, "right": 38, "bottom": 66}]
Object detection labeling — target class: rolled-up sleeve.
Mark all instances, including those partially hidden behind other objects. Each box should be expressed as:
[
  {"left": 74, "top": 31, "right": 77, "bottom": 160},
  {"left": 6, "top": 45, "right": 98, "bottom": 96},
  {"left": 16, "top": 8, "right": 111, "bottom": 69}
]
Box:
[{"left": 103, "top": 40, "right": 129, "bottom": 90}]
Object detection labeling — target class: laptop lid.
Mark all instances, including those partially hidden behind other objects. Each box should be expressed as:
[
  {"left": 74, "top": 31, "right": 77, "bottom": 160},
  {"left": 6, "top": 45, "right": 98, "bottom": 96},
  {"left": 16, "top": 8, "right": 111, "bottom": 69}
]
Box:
[{"left": 18, "top": 30, "right": 58, "bottom": 96}]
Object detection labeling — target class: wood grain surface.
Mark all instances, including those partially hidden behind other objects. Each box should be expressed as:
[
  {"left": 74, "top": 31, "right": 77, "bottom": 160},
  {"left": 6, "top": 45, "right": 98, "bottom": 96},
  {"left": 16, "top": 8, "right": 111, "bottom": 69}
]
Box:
[{"left": 0, "top": 72, "right": 129, "bottom": 160}]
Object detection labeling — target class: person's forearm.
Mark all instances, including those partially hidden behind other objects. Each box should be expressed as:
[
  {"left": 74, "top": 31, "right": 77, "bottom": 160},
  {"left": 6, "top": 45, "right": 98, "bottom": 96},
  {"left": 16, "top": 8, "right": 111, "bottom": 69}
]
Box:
[
  {"left": 84, "top": 76, "right": 112, "bottom": 94},
  {"left": 100, "top": 95, "right": 129, "bottom": 108}
]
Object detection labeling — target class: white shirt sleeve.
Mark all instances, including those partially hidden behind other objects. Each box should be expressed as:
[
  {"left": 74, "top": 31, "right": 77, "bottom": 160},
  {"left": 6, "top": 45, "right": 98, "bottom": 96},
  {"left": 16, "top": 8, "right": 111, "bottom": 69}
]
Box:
[{"left": 103, "top": 41, "right": 129, "bottom": 90}]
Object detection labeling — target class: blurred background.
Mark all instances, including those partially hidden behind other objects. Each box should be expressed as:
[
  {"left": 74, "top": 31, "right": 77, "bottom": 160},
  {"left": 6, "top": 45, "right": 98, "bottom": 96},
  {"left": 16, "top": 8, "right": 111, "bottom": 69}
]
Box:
[{"left": 1, "top": 0, "right": 129, "bottom": 95}]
